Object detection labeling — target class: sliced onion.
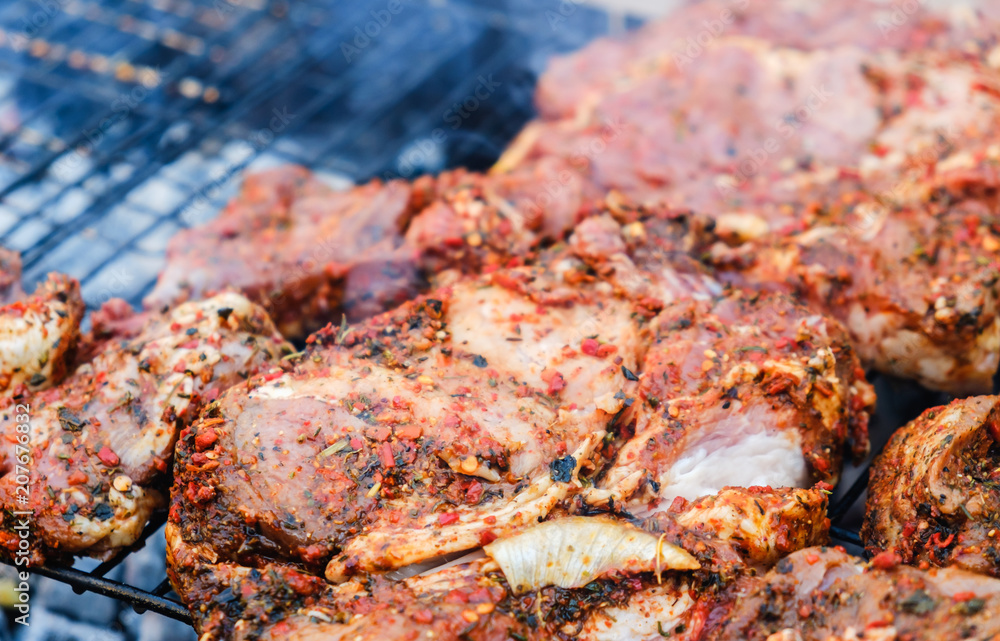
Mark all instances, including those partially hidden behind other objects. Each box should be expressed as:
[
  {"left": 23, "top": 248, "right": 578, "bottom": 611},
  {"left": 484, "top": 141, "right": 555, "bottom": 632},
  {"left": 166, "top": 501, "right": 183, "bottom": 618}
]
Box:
[{"left": 484, "top": 517, "right": 699, "bottom": 594}]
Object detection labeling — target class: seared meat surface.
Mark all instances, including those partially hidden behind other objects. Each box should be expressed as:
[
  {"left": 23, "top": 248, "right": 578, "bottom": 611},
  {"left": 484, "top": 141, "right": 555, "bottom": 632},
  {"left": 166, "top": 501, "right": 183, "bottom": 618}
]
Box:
[
  {"left": 592, "top": 291, "right": 872, "bottom": 513},
  {"left": 145, "top": 168, "right": 420, "bottom": 339},
  {"left": 166, "top": 227, "right": 871, "bottom": 637},
  {"left": 0, "top": 293, "right": 288, "bottom": 563},
  {"left": 709, "top": 193, "right": 1000, "bottom": 395},
  {"left": 709, "top": 546, "right": 1000, "bottom": 641},
  {"left": 147, "top": 163, "right": 596, "bottom": 340},
  {"left": 863, "top": 396, "right": 1000, "bottom": 578},
  {"left": 534, "top": 0, "right": 962, "bottom": 121},
  {"left": 168, "top": 256, "right": 653, "bottom": 585},
  {"left": 167, "top": 485, "right": 828, "bottom": 641},
  {"left": 1, "top": 273, "right": 85, "bottom": 397}
]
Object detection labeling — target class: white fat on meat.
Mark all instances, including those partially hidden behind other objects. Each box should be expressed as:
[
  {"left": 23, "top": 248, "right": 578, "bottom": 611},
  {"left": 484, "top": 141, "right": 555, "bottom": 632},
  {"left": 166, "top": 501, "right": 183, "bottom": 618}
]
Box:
[{"left": 657, "top": 423, "right": 807, "bottom": 505}]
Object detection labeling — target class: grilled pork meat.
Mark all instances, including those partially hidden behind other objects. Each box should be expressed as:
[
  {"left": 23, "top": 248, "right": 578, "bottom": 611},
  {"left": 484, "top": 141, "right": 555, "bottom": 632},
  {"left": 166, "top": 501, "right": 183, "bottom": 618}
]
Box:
[
  {"left": 1, "top": 273, "right": 84, "bottom": 397},
  {"left": 862, "top": 396, "right": 1000, "bottom": 578},
  {"left": 592, "top": 291, "right": 872, "bottom": 513},
  {"left": 0, "top": 292, "right": 289, "bottom": 563},
  {"left": 167, "top": 485, "right": 828, "bottom": 641},
  {"left": 146, "top": 162, "right": 596, "bottom": 340},
  {"left": 564, "top": 212, "right": 873, "bottom": 509},
  {"left": 145, "top": 167, "right": 420, "bottom": 339},
  {"left": 708, "top": 193, "right": 1000, "bottom": 395},
  {"left": 166, "top": 256, "right": 658, "bottom": 586},
  {"left": 709, "top": 546, "right": 1000, "bottom": 641},
  {"left": 534, "top": 0, "right": 956, "bottom": 121}
]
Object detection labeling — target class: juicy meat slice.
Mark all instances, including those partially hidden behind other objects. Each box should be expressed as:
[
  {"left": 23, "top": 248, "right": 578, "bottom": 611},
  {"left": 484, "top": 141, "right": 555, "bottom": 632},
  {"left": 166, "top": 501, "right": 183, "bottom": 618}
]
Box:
[
  {"left": 145, "top": 167, "right": 420, "bottom": 338},
  {"left": 863, "top": 396, "right": 1000, "bottom": 578},
  {"left": 709, "top": 194, "right": 1000, "bottom": 395},
  {"left": 167, "top": 485, "right": 828, "bottom": 641},
  {"left": 0, "top": 292, "right": 289, "bottom": 563},
  {"left": 0, "top": 273, "right": 84, "bottom": 396},
  {"left": 588, "top": 291, "right": 872, "bottom": 512},
  {"left": 146, "top": 164, "right": 596, "bottom": 341},
  {"left": 534, "top": 0, "right": 952, "bottom": 121},
  {"left": 168, "top": 256, "right": 648, "bottom": 588},
  {"left": 709, "top": 546, "right": 1000, "bottom": 641}
]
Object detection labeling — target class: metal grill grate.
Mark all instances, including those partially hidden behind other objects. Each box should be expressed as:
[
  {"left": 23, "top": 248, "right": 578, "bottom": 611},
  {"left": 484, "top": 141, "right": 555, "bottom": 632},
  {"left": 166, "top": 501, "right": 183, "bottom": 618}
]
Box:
[{"left": 0, "top": 0, "right": 974, "bottom": 628}]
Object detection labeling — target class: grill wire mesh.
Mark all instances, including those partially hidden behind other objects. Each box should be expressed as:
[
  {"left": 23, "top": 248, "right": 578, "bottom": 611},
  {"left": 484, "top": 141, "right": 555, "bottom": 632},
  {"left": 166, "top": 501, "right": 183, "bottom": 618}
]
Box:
[{"left": 0, "top": 0, "right": 987, "bottom": 628}]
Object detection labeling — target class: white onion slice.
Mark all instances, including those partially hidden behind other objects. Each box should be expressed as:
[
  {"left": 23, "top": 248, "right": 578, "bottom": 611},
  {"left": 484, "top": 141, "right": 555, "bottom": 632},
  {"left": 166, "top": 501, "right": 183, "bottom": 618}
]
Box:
[{"left": 484, "top": 517, "right": 699, "bottom": 594}]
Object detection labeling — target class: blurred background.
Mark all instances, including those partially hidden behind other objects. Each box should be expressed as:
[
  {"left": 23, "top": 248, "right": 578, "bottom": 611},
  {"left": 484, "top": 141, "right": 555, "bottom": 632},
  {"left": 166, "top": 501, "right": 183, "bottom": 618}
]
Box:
[{"left": 0, "top": 1, "right": 654, "bottom": 639}]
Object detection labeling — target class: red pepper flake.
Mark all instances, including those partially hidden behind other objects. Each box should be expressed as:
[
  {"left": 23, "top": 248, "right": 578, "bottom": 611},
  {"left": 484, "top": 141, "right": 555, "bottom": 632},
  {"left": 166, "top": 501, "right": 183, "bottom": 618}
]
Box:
[
  {"left": 930, "top": 532, "right": 955, "bottom": 549},
  {"left": 371, "top": 426, "right": 391, "bottom": 442},
  {"left": 378, "top": 442, "right": 395, "bottom": 468},
  {"left": 483, "top": 515, "right": 496, "bottom": 525},
  {"left": 438, "top": 512, "right": 460, "bottom": 526},
  {"left": 284, "top": 571, "right": 315, "bottom": 596},
  {"left": 97, "top": 446, "right": 120, "bottom": 467},
  {"left": 479, "top": 530, "right": 497, "bottom": 545},
  {"left": 870, "top": 550, "right": 901, "bottom": 570},
  {"left": 596, "top": 344, "right": 618, "bottom": 358},
  {"left": 392, "top": 396, "right": 408, "bottom": 410},
  {"left": 195, "top": 429, "right": 218, "bottom": 451},
  {"left": 953, "top": 591, "right": 978, "bottom": 603},
  {"left": 412, "top": 610, "right": 434, "bottom": 624},
  {"left": 805, "top": 553, "right": 820, "bottom": 565},
  {"left": 67, "top": 470, "right": 89, "bottom": 485},
  {"left": 262, "top": 371, "right": 283, "bottom": 382},
  {"left": 544, "top": 372, "right": 566, "bottom": 396},
  {"left": 350, "top": 437, "right": 363, "bottom": 450},
  {"left": 397, "top": 425, "right": 422, "bottom": 440},
  {"left": 581, "top": 338, "right": 599, "bottom": 356},
  {"left": 466, "top": 481, "right": 483, "bottom": 504}
]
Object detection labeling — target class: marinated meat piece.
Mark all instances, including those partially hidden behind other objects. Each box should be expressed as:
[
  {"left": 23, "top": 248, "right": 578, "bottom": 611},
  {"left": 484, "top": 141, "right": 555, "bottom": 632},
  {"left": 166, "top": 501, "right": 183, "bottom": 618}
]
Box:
[
  {"left": 709, "top": 546, "right": 1000, "bottom": 641},
  {"left": 0, "top": 292, "right": 289, "bottom": 563},
  {"left": 590, "top": 291, "right": 873, "bottom": 513},
  {"left": 147, "top": 164, "right": 596, "bottom": 340},
  {"left": 709, "top": 194, "right": 1000, "bottom": 395},
  {"left": 166, "top": 257, "right": 656, "bottom": 588},
  {"left": 0, "top": 273, "right": 84, "bottom": 396},
  {"left": 167, "top": 484, "right": 828, "bottom": 641},
  {"left": 145, "top": 167, "right": 420, "bottom": 338},
  {"left": 535, "top": 0, "right": 950, "bottom": 121},
  {"left": 863, "top": 396, "right": 1000, "bottom": 578}
]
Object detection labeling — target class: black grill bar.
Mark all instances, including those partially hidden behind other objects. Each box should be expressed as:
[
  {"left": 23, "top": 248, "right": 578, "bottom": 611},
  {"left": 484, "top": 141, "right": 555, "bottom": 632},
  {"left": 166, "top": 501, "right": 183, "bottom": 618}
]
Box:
[{"left": 25, "top": 563, "right": 190, "bottom": 623}]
